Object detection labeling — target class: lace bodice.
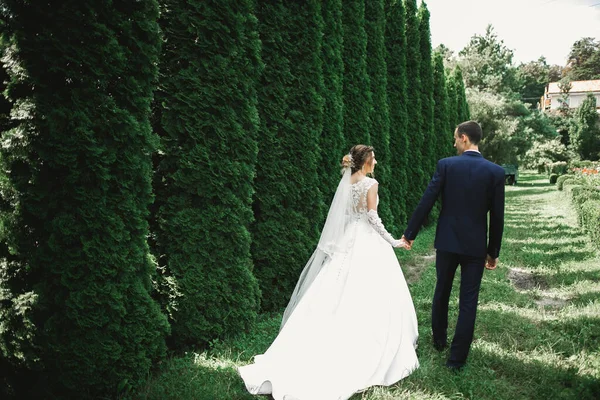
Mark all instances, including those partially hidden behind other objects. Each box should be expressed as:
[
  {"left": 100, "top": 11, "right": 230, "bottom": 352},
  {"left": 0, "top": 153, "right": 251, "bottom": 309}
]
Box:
[
  {"left": 351, "top": 177, "right": 379, "bottom": 214},
  {"left": 349, "top": 177, "right": 402, "bottom": 247}
]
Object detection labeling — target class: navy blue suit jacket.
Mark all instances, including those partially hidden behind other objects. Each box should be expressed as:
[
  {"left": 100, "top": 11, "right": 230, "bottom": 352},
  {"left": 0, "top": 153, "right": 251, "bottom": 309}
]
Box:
[{"left": 404, "top": 151, "right": 505, "bottom": 259}]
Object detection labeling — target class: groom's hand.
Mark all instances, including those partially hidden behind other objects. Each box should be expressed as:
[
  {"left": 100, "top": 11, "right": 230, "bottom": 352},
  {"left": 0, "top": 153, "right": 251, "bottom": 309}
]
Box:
[
  {"left": 485, "top": 254, "right": 499, "bottom": 270},
  {"left": 401, "top": 235, "right": 414, "bottom": 250}
]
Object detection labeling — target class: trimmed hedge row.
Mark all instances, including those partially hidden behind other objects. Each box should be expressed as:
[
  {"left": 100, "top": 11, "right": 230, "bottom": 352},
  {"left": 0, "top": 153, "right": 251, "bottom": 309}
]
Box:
[{"left": 560, "top": 180, "right": 600, "bottom": 249}]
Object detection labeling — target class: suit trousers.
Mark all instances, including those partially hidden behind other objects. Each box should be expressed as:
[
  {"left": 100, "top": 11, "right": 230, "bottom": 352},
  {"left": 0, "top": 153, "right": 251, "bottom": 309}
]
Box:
[{"left": 432, "top": 249, "right": 485, "bottom": 367}]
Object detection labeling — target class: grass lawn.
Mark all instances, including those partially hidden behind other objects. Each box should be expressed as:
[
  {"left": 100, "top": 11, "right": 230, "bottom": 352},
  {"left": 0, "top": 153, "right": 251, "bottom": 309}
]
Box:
[{"left": 138, "top": 172, "right": 600, "bottom": 400}]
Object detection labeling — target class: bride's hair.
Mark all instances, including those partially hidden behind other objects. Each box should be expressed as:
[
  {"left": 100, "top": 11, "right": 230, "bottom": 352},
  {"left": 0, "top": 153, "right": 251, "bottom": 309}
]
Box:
[{"left": 342, "top": 144, "right": 374, "bottom": 174}]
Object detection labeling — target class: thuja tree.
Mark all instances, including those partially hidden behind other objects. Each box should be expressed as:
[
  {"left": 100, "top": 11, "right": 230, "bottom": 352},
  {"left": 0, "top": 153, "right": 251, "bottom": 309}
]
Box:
[
  {"left": 446, "top": 69, "right": 459, "bottom": 135},
  {"left": 252, "top": 0, "right": 324, "bottom": 311},
  {"left": 404, "top": 0, "right": 424, "bottom": 213},
  {"left": 418, "top": 2, "right": 436, "bottom": 180},
  {"left": 342, "top": 0, "right": 372, "bottom": 146},
  {"left": 432, "top": 51, "right": 452, "bottom": 160},
  {"left": 454, "top": 65, "right": 470, "bottom": 122},
  {"left": 366, "top": 0, "right": 394, "bottom": 230},
  {"left": 319, "top": 0, "right": 346, "bottom": 204},
  {"left": 385, "top": 0, "right": 409, "bottom": 227},
  {"left": 152, "top": 0, "right": 262, "bottom": 347},
  {"left": 0, "top": 1, "right": 168, "bottom": 398}
]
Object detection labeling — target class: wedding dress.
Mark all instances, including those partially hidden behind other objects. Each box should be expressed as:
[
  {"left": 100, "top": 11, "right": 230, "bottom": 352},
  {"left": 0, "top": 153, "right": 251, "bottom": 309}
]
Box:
[{"left": 238, "top": 172, "right": 419, "bottom": 400}]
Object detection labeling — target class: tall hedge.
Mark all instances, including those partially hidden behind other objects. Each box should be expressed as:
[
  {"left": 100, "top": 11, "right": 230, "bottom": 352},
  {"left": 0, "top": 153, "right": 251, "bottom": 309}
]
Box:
[
  {"left": 252, "top": 0, "right": 324, "bottom": 311},
  {"left": 404, "top": 0, "right": 424, "bottom": 213},
  {"left": 418, "top": 2, "right": 436, "bottom": 180},
  {"left": 320, "top": 0, "right": 346, "bottom": 203},
  {"left": 454, "top": 65, "right": 470, "bottom": 122},
  {"left": 366, "top": 0, "right": 394, "bottom": 230},
  {"left": 385, "top": 0, "right": 409, "bottom": 227},
  {"left": 0, "top": 1, "right": 168, "bottom": 398},
  {"left": 446, "top": 69, "right": 459, "bottom": 134},
  {"left": 152, "top": 0, "right": 262, "bottom": 347},
  {"left": 432, "top": 51, "right": 452, "bottom": 159},
  {"left": 342, "top": 0, "right": 372, "bottom": 146}
]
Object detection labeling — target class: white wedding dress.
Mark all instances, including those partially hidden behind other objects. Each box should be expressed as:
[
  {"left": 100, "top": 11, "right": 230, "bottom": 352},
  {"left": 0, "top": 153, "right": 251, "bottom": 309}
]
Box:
[{"left": 238, "top": 176, "right": 419, "bottom": 400}]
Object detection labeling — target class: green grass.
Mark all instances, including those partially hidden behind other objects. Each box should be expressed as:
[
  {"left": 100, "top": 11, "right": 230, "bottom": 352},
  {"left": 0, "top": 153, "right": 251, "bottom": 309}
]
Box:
[{"left": 138, "top": 172, "right": 600, "bottom": 400}]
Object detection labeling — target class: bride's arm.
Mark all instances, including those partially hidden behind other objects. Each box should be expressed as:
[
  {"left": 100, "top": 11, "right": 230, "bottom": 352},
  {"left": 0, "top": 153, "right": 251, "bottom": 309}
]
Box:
[{"left": 366, "top": 183, "right": 404, "bottom": 248}]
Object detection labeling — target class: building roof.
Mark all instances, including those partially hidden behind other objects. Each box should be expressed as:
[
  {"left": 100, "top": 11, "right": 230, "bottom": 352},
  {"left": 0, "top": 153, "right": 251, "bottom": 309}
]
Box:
[{"left": 547, "top": 79, "right": 600, "bottom": 94}]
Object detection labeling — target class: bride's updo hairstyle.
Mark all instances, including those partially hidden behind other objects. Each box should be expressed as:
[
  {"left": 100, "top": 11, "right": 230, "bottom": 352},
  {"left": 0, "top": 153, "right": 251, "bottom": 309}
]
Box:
[{"left": 341, "top": 144, "right": 375, "bottom": 174}]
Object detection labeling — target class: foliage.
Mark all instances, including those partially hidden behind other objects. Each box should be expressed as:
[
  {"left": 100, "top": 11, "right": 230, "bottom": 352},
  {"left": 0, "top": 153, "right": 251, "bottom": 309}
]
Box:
[
  {"left": 570, "top": 94, "right": 600, "bottom": 161},
  {"left": 404, "top": 0, "right": 424, "bottom": 213},
  {"left": 546, "top": 161, "right": 569, "bottom": 176},
  {"left": 152, "top": 0, "right": 262, "bottom": 347},
  {"left": 563, "top": 172, "right": 600, "bottom": 248},
  {"left": 342, "top": 0, "right": 372, "bottom": 146},
  {"left": 458, "top": 25, "right": 519, "bottom": 95},
  {"left": 446, "top": 68, "right": 459, "bottom": 131},
  {"left": 468, "top": 88, "right": 558, "bottom": 164},
  {"left": 516, "top": 57, "right": 559, "bottom": 106},
  {"left": 453, "top": 66, "right": 470, "bottom": 122},
  {"left": 0, "top": 1, "right": 168, "bottom": 397},
  {"left": 580, "top": 199, "right": 600, "bottom": 248},
  {"left": 564, "top": 37, "right": 600, "bottom": 81},
  {"left": 556, "top": 175, "right": 574, "bottom": 191},
  {"left": 418, "top": 1, "right": 435, "bottom": 183},
  {"left": 432, "top": 51, "right": 452, "bottom": 159},
  {"left": 523, "top": 138, "right": 573, "bottom": 172},
  {"left": 385, "top": 0, "right": 409, "bottom": 227},
  {"left": 252, "top": 0, "right": 325, "bottom": 311},
  {"left": 365, "top": 0, "right": 394, "bottom": 230},
  {"left": 320, "top": 0, "right": 346, "bottom": 203}
]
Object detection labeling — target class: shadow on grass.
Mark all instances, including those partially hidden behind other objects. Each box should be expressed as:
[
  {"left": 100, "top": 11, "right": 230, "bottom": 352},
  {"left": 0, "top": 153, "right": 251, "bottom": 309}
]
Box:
[
  {"left": 547, "top": 270, "right": 600, "bottom": 286},
  {"left": 467, "top": 343, "right": 599, "bottom": 400},
  {"left": 362, "top": 329, "right": 600, "bottom": 400},
  {"left": 477, "top": 307, "right": 600, "bottom": 357},
  {"left": 516, "top": 174, "right": 553, "bottom": 188},
  {"left": 506, "top": 187, "right": 551, "bottom": 197}
]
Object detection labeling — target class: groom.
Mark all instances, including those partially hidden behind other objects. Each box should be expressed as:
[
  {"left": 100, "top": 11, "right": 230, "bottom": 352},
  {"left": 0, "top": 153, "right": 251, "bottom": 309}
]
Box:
[{"left": 402, "top": 120, "right": 505, "bottom": 370}]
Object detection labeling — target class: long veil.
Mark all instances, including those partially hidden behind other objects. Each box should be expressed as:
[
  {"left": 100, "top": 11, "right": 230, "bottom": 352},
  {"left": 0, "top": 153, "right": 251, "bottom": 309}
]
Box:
[{"left": 280, "top": 167, "right": 353, "bottom": 328}]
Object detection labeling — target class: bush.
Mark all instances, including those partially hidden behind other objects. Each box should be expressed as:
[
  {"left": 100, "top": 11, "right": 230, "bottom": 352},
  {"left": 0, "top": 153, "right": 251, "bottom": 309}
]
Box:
[
  {"left": 570, "top": 186, "right": 600, "bottom": 226},
  {"left": 557, "top": 175, "right": 579, "bottom": 191},
  {"left": 560, "top": 178, "right": 576, "bottom": 191},
  {"left": 546, "top": 161, "right": 568, "bottom": 176},
  {"left": 563, "top": 179, "right": 582, "bottom": 193},
  {"left": 252, "top": 1, "right": 325, "bottom": 311},
  {"left": 580, "top": 200, "right": 600, "bottom": 248},
  {"left": 152, "top": 0, "right": 262, "bottom": 348},
  {"left": 570, "top": 160, "right": 600, "bottom": 169},
  {"left": 550, "top": 174, "right": 559, "bottom": 184},
  {"left": 0, "top": 1, "right": 169, "bottom": 397}
]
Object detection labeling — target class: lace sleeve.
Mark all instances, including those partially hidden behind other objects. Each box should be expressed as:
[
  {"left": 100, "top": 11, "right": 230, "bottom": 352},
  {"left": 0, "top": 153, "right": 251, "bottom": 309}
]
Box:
[{"left": 367, "top": 209, "right": 402, "bottom": 247}]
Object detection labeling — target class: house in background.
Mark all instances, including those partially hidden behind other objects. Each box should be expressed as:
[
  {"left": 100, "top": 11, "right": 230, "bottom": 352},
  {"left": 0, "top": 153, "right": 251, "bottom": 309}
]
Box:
[{"left": 541, "top": 79, "right": 600, "bottom": 113}]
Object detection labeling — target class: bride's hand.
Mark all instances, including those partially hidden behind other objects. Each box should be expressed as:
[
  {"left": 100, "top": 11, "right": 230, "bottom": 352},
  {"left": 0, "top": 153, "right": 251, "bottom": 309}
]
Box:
[{"left": 394, "top": 239, "right": 411, "bottom": 250}]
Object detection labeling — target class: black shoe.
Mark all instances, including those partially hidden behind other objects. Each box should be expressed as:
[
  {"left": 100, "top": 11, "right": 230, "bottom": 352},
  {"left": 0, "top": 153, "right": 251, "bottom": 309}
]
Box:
[
  {"left": 433, "top": 341, "right": 448, "bottom": 351},
  {"left": 445, "top": 362, "right": 464, "bottom": 373}
]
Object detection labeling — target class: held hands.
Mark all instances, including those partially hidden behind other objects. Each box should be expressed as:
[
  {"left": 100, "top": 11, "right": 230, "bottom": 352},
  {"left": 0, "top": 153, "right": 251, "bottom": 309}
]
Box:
[
  {"left": 485, "top": 254, "right": 499, "bottom": 270},
  {"left": 401, "top": 235, "right": 414, "bottom": 250},
  {"left": 393, "top": 235, "right": 414, "bottom": 250}
]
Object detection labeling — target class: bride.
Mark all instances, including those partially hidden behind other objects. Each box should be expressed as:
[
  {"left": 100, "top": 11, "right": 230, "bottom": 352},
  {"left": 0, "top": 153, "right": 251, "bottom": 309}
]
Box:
[{"left": 238, "top": 145, "right": 419, "bottom": 400}]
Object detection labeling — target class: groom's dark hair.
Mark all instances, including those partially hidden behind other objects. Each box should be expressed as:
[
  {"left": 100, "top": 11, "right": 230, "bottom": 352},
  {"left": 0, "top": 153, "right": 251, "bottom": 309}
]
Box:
[{"left": 456, "top": 121, "right": 482, "bottom": 145}]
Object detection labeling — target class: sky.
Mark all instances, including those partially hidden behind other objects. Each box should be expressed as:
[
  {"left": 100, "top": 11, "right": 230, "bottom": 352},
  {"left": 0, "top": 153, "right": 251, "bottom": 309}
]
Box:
[{"left": 426, "top": 0, "right": 600, "bottom": 66}]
